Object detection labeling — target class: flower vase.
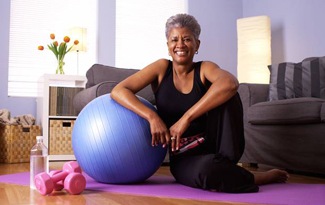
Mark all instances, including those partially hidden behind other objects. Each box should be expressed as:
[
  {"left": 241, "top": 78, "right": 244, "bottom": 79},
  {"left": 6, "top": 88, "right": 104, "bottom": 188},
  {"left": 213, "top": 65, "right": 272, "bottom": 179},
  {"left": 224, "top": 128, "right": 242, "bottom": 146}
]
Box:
[{"left": 56, "top": 58, "right": 65, "bottom": 74}]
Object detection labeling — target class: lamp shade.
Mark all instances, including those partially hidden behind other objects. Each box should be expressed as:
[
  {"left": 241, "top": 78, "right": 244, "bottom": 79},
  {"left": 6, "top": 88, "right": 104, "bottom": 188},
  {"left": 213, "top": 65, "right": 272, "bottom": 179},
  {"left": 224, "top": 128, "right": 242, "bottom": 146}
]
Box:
[
  {"left": 237, "top": 16, "right": 271, "bottom": 84},
  {"left": 69, "top": 27, "right": 87, "bottom": 52}
]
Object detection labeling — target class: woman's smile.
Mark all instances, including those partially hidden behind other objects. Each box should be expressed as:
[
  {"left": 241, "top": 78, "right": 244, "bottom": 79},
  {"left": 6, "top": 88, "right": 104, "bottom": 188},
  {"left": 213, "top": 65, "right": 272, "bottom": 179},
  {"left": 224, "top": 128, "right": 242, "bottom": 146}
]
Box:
[{"left": 175, "top": 50, "right": 188, "bottom": 56}]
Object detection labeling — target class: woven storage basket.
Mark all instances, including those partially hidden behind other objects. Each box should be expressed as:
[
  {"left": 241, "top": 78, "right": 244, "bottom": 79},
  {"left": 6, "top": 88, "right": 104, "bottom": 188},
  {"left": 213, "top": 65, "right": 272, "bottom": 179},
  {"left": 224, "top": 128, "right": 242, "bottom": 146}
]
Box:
[
  {"left": 0, "top": 124, "right": 41, "bottom": 163},
  {"left": 49, "top": 119, "right": 75, "bottom": 155}
]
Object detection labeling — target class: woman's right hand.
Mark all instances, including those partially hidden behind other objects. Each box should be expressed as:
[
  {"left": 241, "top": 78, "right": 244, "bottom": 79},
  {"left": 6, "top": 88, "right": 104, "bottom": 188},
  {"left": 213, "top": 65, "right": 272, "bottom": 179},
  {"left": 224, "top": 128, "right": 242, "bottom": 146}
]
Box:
[{"left": 148, "top": 114, "right": 171, "bottom": 148}]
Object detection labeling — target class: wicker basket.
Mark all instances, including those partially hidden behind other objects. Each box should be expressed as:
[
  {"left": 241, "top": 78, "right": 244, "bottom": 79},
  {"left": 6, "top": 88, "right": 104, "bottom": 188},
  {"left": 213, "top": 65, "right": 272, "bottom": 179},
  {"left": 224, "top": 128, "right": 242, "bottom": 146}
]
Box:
[
  {"left": 0, "top": 124, "right": 41, "bottom": 163},
  {"left": 49, "top": 119, "right": 75, "bottom": 155}
]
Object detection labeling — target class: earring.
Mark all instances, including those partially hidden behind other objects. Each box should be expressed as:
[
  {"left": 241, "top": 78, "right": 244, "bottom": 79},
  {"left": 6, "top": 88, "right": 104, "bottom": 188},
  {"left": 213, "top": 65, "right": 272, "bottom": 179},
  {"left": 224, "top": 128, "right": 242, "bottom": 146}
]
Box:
[{"left": 195, "top": 51, "right": 199, "bottom": 54}]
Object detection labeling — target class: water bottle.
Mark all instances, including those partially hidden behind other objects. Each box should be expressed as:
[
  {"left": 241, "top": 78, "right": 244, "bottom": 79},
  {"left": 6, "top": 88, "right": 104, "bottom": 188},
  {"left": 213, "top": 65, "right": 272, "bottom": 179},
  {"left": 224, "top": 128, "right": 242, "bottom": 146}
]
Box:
[{"left": 30, "top": 136, "right": 49, "bottom": 189}]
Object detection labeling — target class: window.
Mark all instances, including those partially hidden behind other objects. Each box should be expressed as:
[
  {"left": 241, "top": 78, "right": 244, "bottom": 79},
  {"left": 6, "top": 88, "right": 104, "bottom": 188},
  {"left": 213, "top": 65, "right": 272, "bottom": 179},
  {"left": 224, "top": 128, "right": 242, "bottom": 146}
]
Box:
[
  {"left": 8, "top": 0, "right": 97, "bottom": 97},
  {"left": 115, "top": 0, "right": 188, "bottom": 69}
]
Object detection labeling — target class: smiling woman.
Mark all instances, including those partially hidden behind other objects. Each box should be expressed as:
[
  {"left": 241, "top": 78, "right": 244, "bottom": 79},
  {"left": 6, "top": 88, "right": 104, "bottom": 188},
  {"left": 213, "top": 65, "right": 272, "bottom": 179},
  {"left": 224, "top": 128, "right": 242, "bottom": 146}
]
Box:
[
  {"left": 8, "top": 0, "right": 97, "bottom": 97},
  {"left": 110, "top": 13, "right": 289, "bottom": 193}
]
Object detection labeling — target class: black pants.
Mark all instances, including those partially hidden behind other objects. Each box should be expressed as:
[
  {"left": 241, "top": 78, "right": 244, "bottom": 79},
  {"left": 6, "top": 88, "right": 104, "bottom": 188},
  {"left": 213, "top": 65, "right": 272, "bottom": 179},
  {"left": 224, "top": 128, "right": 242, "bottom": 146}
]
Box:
[{"left": 169, "top": 93, "right": 259, "bottom": 193}]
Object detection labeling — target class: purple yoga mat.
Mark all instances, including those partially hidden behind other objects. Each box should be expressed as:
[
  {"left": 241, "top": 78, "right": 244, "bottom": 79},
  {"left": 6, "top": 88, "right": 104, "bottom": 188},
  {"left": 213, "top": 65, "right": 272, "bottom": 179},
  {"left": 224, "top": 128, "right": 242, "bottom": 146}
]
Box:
[{"left": 0, "top": 172, "right": 324, "bottom": 205}]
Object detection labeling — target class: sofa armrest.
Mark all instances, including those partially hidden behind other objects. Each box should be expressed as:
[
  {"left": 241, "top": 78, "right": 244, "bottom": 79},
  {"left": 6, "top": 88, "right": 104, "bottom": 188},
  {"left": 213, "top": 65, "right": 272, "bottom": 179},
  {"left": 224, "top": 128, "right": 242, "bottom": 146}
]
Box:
[
  {"left": 73, "top": 81, "right": 118, "bottom": 114},
  {"left": 73, "top": 81, "right": 155, "bottom": 114},
  {"left": 238, "top": 83, "right": 269, "bottom": 113}
]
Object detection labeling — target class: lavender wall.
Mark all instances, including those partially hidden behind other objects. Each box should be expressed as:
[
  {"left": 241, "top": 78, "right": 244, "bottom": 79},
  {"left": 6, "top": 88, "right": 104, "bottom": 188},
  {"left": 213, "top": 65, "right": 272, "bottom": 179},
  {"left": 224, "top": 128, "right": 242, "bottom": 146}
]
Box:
[
  {"left": 1, "top": 0, "right": 325, "bottom": 117},
  {"left": 243, "top": 0, "right": 325, "bottom": 64},
  {"left": 188, "top": 0, "right": 243, "bottom": 76}
]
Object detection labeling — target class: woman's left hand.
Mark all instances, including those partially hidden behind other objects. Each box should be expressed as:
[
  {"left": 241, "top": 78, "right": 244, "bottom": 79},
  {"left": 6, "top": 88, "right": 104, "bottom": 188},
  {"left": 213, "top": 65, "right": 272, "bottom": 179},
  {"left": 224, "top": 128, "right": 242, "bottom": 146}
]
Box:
[{"left": 169, "top": 117, "right": 190, "bottom": 152}]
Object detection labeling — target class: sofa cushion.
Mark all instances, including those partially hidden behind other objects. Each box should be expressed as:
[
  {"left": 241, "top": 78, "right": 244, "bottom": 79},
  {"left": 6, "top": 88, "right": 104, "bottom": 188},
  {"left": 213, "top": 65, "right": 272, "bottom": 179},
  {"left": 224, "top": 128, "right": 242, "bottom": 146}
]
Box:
[
  {"left": 268, "top": 56, "right": 325, "bottom": 101},
  {"left": 247, "top": 97, "right": 325, "bottom": 125}
]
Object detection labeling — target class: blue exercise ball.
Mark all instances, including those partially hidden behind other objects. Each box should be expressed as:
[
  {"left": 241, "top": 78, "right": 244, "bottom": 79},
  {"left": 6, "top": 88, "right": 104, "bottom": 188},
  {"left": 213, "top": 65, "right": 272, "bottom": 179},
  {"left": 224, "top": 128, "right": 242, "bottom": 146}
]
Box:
[{"left": 72, "top": 94, "right": 167, "bottom": 184}]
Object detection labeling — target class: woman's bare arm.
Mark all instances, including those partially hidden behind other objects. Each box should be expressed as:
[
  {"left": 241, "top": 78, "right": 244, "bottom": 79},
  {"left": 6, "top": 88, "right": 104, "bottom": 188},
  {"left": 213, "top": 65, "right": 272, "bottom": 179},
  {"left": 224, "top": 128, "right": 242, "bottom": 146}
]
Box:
[
  {"left": 186, "top": 61, "right": 239, "bottom": 122},
  {"left": 111, "top": 59, "right": 171, "bottom": 147}
]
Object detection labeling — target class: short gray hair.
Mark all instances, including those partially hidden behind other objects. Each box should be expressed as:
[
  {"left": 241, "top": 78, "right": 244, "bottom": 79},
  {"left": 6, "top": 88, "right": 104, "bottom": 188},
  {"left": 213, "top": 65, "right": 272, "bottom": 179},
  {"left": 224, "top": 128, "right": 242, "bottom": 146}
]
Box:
[{"left": 165, "top": 14, "right": 201, "bottom": 40}]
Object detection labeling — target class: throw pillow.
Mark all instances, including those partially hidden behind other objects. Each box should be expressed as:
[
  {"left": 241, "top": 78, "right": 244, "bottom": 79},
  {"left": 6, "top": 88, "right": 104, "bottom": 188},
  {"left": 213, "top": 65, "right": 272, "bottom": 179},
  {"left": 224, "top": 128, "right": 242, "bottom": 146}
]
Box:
[{"left": 268, "top": 56, "right": 325, "bottom": 101}]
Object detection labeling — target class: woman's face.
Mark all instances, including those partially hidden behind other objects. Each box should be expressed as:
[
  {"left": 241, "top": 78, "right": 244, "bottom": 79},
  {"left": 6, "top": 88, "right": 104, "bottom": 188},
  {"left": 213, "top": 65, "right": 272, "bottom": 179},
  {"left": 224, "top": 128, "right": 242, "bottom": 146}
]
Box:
[{"left": 167, "top": 27, "right": 200, "bottom": 65}]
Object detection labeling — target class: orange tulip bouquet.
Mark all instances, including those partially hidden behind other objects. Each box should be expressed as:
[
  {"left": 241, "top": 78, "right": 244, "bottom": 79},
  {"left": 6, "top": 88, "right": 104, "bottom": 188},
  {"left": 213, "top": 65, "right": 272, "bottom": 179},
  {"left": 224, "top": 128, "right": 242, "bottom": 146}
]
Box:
[{"left": 38, "top": 33, "right": 79, "bottom": 74}]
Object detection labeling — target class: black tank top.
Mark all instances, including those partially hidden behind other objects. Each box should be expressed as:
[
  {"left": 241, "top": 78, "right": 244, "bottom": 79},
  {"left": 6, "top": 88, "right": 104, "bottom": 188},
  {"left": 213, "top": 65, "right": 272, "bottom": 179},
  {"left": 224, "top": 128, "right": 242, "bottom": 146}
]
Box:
[{"left": 155, "top": 60, "right": 207, "bottom": 137}]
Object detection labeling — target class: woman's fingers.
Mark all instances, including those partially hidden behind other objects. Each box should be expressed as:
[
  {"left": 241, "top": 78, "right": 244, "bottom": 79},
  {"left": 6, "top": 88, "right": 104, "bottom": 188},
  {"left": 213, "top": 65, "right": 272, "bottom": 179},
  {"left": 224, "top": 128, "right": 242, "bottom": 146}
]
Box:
[
  {"left": 170, "top": 136, "right": 176, "bottom": 151},
  {"left": 160, "top": 134, "right": 167, "bottom": 148},
  {"left": 152, "top": 132, "right": 169, "bottom": 147},
  {"left": 170, "top": 135, "right": 180, "bottom": 152}
]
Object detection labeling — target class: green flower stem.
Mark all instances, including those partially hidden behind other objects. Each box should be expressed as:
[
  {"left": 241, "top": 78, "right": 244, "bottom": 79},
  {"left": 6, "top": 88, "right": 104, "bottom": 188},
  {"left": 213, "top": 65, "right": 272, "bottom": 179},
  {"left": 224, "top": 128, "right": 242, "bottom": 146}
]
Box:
[
  {"left": 48, "top": 42, "right": 74, "bottom": 74},
  {"left": 56, "top": 58, "right": 65, "bottom": 74}
]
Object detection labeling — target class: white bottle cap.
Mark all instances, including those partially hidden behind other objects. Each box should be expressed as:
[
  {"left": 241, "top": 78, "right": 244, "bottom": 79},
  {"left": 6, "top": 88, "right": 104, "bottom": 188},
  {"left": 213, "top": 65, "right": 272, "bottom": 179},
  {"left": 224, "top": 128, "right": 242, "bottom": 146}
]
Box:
[{"left": 36, "top": 136, "right": 43, "bottom": 140}]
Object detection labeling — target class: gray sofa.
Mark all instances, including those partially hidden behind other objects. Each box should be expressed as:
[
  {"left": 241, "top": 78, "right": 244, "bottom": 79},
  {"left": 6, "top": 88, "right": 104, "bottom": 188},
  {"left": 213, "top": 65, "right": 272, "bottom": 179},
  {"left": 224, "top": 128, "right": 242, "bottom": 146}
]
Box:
[
  {"left": 73, "top": 64, "right": 155, "bottom": 114},
  {"left": 74, "top": 63, "right": 325, "bottom": 175},
  {"left": 238, "top": 83, "right": 325, "bottom": 175},
  {"left": 238, "top": 56, "right": 325, "bottom": 175}
]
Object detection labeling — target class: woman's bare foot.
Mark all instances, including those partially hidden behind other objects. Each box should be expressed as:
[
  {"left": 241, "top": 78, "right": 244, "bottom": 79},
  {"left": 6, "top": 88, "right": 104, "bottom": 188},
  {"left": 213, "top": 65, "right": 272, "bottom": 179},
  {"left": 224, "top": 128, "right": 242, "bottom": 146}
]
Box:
[{"left": 253, "top": 169, "right": 289, "bottom": 185}]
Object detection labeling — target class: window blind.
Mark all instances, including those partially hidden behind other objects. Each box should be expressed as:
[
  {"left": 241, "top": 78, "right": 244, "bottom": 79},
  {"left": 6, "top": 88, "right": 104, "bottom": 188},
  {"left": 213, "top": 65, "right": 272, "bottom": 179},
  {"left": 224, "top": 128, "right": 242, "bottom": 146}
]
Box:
[
  {"left": 115, "top": 0, "right": 188, "bottom": 69},
  {"left": 8, "top": 0, "right": 98, "bottom": 97}
]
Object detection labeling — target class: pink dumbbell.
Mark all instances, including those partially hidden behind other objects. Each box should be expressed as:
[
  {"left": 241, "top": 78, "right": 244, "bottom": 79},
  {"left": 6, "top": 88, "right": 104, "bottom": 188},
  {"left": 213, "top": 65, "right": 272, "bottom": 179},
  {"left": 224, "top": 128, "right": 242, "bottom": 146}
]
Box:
[
  {"left": 63, "top": 172, "right": 86, "bottom": 195},
  {"left": 34, "top": 161, "right": 86, "bottom": 195},
  {"left": 50, "top": 161, "right": 82, "bottom": 192},
  {"left": 49, "top": 170, "right": 64, "bottom": 191},
  {"left": 48, "top": 162, "right": 83, "bottom": 192}
]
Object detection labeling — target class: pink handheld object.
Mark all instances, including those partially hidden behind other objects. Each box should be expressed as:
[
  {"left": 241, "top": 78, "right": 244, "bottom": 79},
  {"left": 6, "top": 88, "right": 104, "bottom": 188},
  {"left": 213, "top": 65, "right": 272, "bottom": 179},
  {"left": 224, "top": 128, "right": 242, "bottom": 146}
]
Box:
[{"left": 172, "top": 133, "right": 206, "bottom": 155}]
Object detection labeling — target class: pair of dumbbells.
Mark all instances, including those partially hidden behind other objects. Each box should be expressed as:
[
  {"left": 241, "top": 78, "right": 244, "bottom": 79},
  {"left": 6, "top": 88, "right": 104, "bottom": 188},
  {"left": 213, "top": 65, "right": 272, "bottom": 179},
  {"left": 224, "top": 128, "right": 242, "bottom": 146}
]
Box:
[{"left": 34, "top": 161, "right": 86, "bottom": 195}]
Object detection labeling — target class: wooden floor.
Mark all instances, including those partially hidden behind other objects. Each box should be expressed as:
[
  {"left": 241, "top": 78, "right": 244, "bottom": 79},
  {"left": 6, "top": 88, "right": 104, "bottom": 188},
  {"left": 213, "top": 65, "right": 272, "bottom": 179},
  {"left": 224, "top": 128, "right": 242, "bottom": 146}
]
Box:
[{"left": 0, "top": 162, "right": 324, "bottom": 205}]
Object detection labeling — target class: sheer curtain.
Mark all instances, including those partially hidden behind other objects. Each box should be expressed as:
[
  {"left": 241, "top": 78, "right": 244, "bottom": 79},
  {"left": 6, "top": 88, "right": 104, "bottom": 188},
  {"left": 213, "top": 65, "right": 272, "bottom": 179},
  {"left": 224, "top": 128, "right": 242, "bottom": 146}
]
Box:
[
  {"left": 115, "top": 0, "right": 188, "bottom": 69},
  {"left": 8, "top": 0, "right": 97, "bottom": 97}
]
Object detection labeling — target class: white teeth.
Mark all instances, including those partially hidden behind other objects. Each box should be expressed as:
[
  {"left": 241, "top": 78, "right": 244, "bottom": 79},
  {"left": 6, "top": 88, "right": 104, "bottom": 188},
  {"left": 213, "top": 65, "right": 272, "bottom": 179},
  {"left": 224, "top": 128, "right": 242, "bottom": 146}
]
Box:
[{"left": 176, "top": 51, "right": 186, "bottom": 56}]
